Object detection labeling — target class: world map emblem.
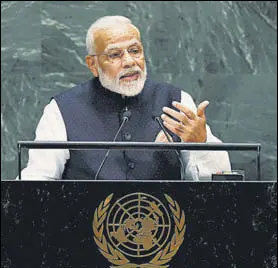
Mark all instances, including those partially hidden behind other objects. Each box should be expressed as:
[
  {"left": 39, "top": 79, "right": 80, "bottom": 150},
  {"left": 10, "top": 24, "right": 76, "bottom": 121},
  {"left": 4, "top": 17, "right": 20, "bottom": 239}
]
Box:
[{"left": 92, "top": 193, "right": 186, "bottom": 267}]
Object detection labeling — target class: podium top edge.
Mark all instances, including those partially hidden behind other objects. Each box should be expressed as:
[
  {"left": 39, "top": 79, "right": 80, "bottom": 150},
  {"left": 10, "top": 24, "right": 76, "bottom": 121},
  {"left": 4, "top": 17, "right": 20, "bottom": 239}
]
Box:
[
  {"left": 16, "top": 141, "right": 261, "bottom": 150},
  {"left": 2, "top": 180, "right": 275, "bottom": 183}
]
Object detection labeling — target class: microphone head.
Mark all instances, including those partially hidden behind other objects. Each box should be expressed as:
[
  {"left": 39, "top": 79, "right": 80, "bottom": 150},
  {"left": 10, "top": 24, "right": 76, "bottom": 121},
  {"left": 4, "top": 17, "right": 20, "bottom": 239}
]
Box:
[
  {"left": 122, "top": 109, "right": 132, "bottom": 120},
  {"left": 152, "top": 107, "right": 162, "bottom": 121},
  {"left": 152, "top": 115, "right": 161, "bottom": 122}
]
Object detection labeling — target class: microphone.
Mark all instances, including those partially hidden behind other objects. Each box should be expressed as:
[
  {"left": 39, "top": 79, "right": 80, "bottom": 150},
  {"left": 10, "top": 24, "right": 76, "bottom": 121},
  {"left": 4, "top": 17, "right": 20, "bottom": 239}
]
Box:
[
  {"left": 152, "top": 115, "right": 186, "bottom": 180},
  {"left": 94, "top": 107, "right": 131, "bottom": 180}
]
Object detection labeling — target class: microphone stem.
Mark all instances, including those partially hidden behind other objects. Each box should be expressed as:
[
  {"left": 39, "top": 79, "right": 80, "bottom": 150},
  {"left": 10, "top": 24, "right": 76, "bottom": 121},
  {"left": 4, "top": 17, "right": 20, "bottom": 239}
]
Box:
[
  {"left": 94, "top": 117, "right": 128, "bottom": 180},
  {"left": 155, "top": 117, "right": 186, "bottom": 180},
  {"left": 113, "top": 117, "right": 129, "bottom": 142}
]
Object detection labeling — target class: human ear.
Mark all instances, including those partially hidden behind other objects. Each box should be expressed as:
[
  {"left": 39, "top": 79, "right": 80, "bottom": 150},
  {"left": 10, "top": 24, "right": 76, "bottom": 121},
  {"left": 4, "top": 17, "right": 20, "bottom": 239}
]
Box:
[{"left": 85, "top": 55, "right": 99, "bottom": 77}]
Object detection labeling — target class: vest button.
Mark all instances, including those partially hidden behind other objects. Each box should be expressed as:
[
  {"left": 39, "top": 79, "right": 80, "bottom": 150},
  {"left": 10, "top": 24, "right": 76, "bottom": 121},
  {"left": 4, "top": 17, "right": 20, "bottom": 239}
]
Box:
[
  {"left": 128, "top": 162, "right": 135, "bottom": 169},
  {"left": 124, "top": 132, "right": 132, "bottom": 141}
]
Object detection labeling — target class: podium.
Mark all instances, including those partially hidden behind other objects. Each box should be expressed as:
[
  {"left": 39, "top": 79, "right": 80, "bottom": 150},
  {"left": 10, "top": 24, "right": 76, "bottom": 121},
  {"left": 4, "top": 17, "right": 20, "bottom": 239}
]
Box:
[
  {"left": 1, "top": 180, "right": 276, "bottom": 267},
  {"left": 2, "top": 141, "right": 275, "bottom": 267}
]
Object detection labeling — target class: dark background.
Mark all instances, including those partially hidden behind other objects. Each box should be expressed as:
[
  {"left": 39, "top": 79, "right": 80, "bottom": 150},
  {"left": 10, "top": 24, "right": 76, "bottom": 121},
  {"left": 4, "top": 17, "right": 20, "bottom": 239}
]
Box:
[
  {"left": 1, "top": 1, "right": 277, "bottom": 180},
  {"left": 1, "top": 181, "right": 277, "bottom": 268}
]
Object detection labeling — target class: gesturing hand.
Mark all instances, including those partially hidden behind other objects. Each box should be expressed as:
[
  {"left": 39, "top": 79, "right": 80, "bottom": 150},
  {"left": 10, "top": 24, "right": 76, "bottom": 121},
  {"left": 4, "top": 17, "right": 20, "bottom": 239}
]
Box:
[{"left": 161, "top": 101, "right": 209, "bottom": 143}]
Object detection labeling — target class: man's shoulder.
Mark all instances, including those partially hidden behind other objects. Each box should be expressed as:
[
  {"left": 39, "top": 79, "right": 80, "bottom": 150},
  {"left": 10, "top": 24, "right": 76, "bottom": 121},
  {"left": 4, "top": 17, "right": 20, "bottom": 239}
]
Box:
[{"left": 54, "top": 79, "right": 92, "bottom": 98}]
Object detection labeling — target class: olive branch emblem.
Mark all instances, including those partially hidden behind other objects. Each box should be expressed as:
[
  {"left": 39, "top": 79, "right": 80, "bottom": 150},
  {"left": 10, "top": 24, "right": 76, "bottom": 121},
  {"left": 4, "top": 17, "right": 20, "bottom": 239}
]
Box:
[{"left": 92, "top": 193, "right": 186, "bottom": 268}]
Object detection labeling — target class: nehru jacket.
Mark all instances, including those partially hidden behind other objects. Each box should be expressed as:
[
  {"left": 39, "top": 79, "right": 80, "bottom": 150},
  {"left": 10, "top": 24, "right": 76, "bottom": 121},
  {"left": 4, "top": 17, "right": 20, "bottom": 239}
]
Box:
[{"left": 54, "top": 77, "right": 182, "bottom": 180}]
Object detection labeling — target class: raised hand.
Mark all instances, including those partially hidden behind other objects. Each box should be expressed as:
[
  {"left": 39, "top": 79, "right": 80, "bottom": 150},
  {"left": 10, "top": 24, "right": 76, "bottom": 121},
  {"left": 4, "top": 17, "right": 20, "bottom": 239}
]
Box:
[{"left": 161, "top": 101, "right": 209, "bottom": 143}]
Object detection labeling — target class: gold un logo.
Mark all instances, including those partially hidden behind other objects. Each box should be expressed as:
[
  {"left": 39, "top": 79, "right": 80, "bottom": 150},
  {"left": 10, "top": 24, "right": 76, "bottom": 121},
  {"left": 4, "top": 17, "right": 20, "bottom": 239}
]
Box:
[{"left": 92, "top": 192, "right": 186, "bottom": 268}]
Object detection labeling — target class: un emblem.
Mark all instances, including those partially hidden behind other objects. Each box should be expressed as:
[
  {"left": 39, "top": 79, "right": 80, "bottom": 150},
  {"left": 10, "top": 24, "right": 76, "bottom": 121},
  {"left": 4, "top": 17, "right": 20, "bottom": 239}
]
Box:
[{"left": 93, "top": 193, "right": 186, "bottom": 267}]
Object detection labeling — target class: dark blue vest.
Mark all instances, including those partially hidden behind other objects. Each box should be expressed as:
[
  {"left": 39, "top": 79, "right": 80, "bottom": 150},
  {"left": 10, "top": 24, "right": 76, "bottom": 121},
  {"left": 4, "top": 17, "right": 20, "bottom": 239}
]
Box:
[{"left": 54, "top": 77, "right": 181, "bottom": 180}]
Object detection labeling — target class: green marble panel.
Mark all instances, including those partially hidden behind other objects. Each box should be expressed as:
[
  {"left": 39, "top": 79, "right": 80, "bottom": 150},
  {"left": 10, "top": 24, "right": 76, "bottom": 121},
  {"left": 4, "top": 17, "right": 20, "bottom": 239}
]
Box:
[{"left": 1, "top": 1, "right": 277, "bottom": 180}]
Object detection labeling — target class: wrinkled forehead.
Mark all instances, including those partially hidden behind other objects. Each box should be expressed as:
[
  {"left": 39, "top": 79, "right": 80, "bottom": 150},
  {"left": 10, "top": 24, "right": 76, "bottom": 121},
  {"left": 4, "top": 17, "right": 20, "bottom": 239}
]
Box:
[
  {"left": 94, "top": 24, "right": 141, "bottom": 54},
  {"left": 105, "top": 39, "right": 142, "bottom": 52}
]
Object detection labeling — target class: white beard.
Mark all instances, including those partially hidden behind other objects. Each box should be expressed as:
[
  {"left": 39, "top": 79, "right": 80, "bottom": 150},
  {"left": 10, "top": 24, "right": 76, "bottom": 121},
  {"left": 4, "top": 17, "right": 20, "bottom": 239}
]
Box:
[{"left": 97, "top": 64, "right": 147, "bottom": 97}]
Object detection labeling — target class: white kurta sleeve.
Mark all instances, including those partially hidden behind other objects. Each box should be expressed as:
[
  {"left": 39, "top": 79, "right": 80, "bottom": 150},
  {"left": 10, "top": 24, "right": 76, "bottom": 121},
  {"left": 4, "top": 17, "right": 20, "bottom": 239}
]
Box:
[
  {"left": 16, "top": 99, "right": 69, "bottom": 180},
  {"left": 180, "top": 91, "right": 231, "bottom": 181}
]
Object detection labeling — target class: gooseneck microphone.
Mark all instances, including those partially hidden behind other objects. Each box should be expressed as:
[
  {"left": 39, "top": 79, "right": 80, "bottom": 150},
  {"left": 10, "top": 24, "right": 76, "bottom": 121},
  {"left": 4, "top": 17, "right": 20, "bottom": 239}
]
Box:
[
  {"left": 153, "top": 115, "right": 186, "bottom": 180},
  {"left": 94, "top": 107, "right": 131, "bottom": 180}
]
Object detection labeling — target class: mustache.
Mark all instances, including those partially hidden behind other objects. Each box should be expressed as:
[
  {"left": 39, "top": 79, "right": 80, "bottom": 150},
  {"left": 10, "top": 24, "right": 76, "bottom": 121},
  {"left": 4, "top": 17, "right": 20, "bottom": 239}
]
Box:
[{"left": 118, "top": 67, "right": 143, "bottom": 80}]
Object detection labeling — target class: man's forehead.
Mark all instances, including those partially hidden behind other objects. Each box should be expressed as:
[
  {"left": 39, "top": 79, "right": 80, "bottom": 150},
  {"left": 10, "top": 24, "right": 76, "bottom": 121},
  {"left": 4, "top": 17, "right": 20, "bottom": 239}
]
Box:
[
  {"left": 94, "top": 25, "right": 141, "bottom": 52},
  {"left": 105, "top": 39, "right": 141, "bottom": 51}
]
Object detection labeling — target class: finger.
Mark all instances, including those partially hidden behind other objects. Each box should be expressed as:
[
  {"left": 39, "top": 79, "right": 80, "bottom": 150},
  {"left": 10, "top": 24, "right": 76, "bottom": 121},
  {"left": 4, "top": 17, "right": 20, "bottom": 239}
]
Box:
[
  {"left": 163, "top": 121, "right": 183, "bottom": 136},
  {"left": 172, "top": 101, "right": 196, "bottom": 120},
  {"left": 161, "top": 114, "right": 184, "bottom": 130},
  {"left": 155, "top": 130, "right": 166, "bottom": 142},
  {"left": 156, "top": 130, "right": 163, "bottom": 139},
  {"left": 162, "top": 130, "right": 173, "bottom": 142},
  {"left": 161, "top": 135, "right": 168, "bottom": 142},
  {"left": 162, "top": 106, "right": 189, "bottom": 123},
  {"left": 162, "top": 133, "right": 172, "bottom": 142},
  {"left": 197, "top": 100, "right": 209, "bottom": 117},
  {"left": 165, "top": 132, "right": 173, "bottom": 142},
  {"left": 155, "top": 130, "right": 172, "bottom": 143}
]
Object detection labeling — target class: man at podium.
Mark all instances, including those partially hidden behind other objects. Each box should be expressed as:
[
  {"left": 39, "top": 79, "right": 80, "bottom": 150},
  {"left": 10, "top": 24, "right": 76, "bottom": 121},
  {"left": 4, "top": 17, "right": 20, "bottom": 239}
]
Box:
[{"left": 18, "top": 16, "right": 231, "bottom": 181}]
